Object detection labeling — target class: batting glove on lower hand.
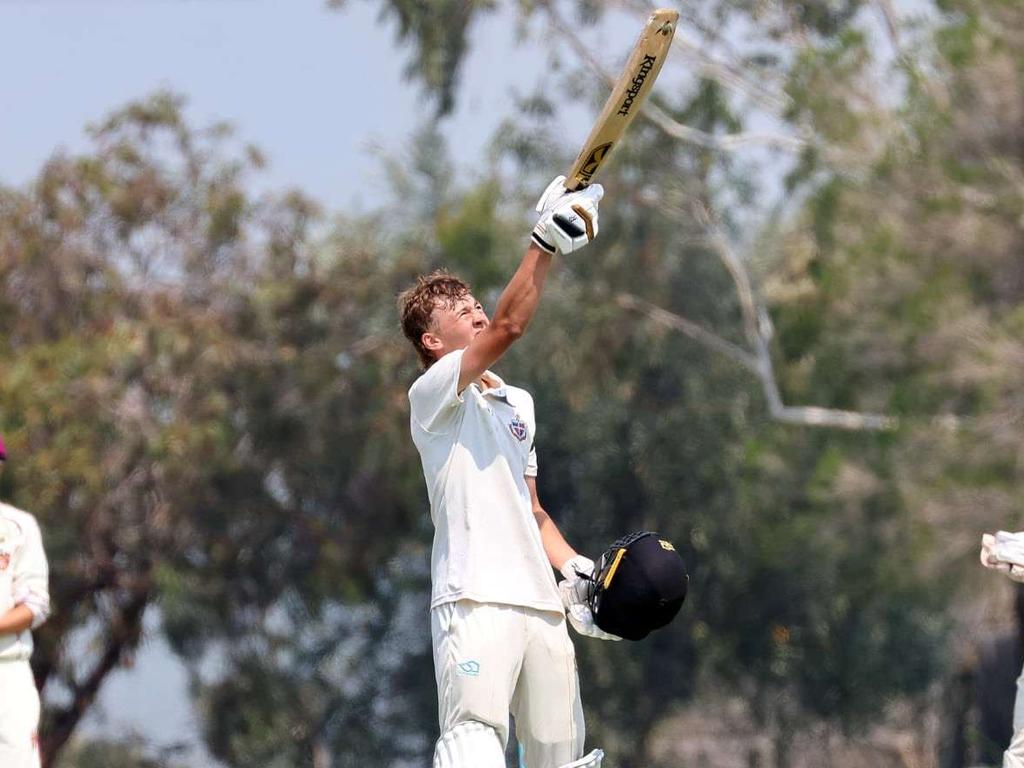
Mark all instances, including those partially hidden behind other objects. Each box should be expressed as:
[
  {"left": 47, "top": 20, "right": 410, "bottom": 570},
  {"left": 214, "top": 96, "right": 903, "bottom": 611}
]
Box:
[
  {"left": 531, "top": 176, "right": 604, "bottom": 255},
  {"left": 558, "top": 554, "right": 595, "bottom": 609},
  {"left": 560, "top": 554, "right": 595, "bottom": 582},
  {"left": 558, "top": 580, "right": 622, "bottom": 641}
]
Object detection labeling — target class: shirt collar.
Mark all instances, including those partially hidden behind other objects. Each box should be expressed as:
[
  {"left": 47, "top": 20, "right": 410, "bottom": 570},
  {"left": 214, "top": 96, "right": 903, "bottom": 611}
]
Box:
[{"left": 478, "top": 370, "right": 509, "bottom": 400}]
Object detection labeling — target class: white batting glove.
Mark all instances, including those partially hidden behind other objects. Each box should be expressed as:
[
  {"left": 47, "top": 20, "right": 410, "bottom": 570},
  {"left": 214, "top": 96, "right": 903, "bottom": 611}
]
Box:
[
  {"left": 531, "top": 176, "right": 604, "bottom": 255},
  {"left": 981, "top": 532, "right": 1024, "bottom": 582},
  {"left": 535, "top": 175, "right": 570, "bottom": 214},
  {"left": 558, "top": 554, "right": 621, "bottom": 642},
  {"left": 560, "top": 554, "right": 595, "bottom": 582},
  {"left": 558, "top": 580, "right": 622, "bottom": 641},
  {"left": 559, "top": 554, "right": 595, "bottom": 609}
]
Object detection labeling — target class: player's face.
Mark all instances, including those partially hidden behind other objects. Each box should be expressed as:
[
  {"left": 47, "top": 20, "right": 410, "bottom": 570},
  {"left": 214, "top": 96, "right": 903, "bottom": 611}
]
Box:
[{"left": 428, "top": 294, "right": 489, "bottom": 357}]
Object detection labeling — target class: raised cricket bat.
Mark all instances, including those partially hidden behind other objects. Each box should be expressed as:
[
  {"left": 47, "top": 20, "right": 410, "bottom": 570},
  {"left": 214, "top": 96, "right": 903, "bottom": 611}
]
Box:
[{"left": 563, "top": 8, "right": 679, "bottom": 192}]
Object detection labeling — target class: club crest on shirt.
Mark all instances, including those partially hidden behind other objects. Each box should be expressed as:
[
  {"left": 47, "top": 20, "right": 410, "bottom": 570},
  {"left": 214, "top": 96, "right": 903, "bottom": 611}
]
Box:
[
  {"left": 0, "top": 552, "right": 9, "bottom": 572},
  {"left": 508, "top": 416, "right": 528, "bottom": 442}
]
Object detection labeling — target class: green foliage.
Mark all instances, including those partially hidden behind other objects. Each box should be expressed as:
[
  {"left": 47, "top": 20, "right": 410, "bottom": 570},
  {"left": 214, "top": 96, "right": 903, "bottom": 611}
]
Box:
[
  {"left": 9, "top": 0, "right": 1024, "bottom": 765},
  {"left": 55, "top": 736, "right": 189, "bottom": 768}
]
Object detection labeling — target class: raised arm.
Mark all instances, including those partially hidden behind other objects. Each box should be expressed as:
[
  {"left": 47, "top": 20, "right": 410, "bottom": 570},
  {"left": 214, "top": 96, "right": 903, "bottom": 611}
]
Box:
[
  {"left": 459, "top": 243, "right": 551, "bottom": 392},
  {"left": 458, "top": 178, "right": 604, "bottom": 392}
]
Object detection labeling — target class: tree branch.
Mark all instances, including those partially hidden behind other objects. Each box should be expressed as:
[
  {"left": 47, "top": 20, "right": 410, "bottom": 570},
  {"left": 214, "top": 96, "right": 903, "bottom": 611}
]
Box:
[
  {"left": 540, "top": 1, "right": 808, "bottom": 153},
  {"left": 615, "top": 293, "right": 757, "bottom": 371},
  {"left": 609, "top": 0, "right": 793, "bottom": 113},
  {"left": 41, "top": 576, "right": 153, "bottom": 768},
  {"left": 618, "top": 291, "right": 898, "bottom": 431}
]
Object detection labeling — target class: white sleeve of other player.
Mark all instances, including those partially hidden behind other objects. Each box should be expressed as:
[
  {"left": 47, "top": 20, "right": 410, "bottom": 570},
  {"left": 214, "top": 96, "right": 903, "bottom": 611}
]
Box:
[
  {"left": 408, "top": 349, "right": 465, "bottom": 434},
  {"left": 13, "top": 515, "right": 50, "bottom": 629}
]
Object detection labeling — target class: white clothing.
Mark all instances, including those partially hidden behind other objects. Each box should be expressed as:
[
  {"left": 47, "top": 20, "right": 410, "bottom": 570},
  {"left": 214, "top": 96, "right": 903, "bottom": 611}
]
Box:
[
  {"left": 433, "top": 721, "right": 505, "bottom": 768},
  {"left": 0, "top": 659, "right": 41, "bottom": 768},
  {"left": 995, "top": 531, "right": 1024, "bottom": 568},
  {"left": 559, "top": 750, "right": 604, "bottom": 768},
  {"left": 431, "top": 600, "right": 584, "bottom": 768},
  {"left": 1008, "top": 731, "right": 1024, "bottom": 768},
  {"left": 0, "top": 503, "right": 50, "bottom": 662},
  {"left": 1006, "top": 661, "right": 1024, "bottom": 767},
  {"left": 409, "top": 350, "right": 561, "bottom": 613}
]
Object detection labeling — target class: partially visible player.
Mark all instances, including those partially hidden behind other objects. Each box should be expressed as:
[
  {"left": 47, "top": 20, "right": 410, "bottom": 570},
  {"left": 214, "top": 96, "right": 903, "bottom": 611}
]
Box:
[
  {"left": 0, "top": 435, "right": 51, "bottom": 768},
  {"left": 399, "top": 177, "right": 613, "bottom": 768},
  {"left": 981, "top": 531, "right": 1024, "bottom": 767}
]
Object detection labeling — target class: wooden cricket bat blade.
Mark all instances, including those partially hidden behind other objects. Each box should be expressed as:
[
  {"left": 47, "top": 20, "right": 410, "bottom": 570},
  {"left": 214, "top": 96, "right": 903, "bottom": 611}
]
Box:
[{"left": 564, "top": 8, "right": 678, "bottom": 192}]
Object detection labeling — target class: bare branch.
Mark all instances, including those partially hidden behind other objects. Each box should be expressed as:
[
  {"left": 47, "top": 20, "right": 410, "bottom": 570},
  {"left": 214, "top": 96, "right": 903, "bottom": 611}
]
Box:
[
  {"left": 667, "top": 35, "right": 793, "bottom": 114},
  {"left": 643, "top": 100, "right": 808, "bottom": 152},
  {"left": 615, "top": 292, "right": 758, "bottom": 371},
  {"left": 874, "top": 0, "right": 903, "bottom": 51},
  {"left": 618, "top": 205, "right": 900, "bottom": 433},
  {"left": 606, "top": 0, "right": 793, "bottom": 114},
  {"left": 42, "top": 580, "right": 153, "bottom": 768},
  {"left": 771, "top": 404, "right": 899, "bottom": 431},
  {"left": 540, "top": 1, "right": 807, "bottom": 154},
  {"left": 619, "top": 290, "right": 899, "bottom": 431}
]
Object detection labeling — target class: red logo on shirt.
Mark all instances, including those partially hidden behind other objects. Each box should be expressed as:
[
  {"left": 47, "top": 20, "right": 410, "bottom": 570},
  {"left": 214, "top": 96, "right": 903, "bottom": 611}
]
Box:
[
  {"left": 0, "top": 553, "right": 9, "bottom": 571},
  {"left": 509, "top": 416, "right": 528, "bottom": 442}
]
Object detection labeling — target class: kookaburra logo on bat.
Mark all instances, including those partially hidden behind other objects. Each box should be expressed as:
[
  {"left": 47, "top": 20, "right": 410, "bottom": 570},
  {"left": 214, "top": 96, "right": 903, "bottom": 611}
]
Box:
[
  {"left": 578, "top": 142, "right": 613, "bottom": 183},
  {"left": 617, "top": 55, "right": 657, "bottom": 116}
]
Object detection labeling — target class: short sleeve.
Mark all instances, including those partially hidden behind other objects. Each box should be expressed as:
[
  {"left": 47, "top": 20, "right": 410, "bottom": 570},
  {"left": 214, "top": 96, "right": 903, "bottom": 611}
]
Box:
[
  {"left": 409, "top": 349, "right": 465, "bottom": 434},
  {"left": 526, "top": 443, "right": 538, "bottom": 478}
]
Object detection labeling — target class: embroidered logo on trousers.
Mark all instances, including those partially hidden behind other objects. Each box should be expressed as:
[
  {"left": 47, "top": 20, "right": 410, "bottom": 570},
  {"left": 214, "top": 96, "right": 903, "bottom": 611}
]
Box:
[{"left": 456, "top": 660, "right": 481, "bottom": 677}]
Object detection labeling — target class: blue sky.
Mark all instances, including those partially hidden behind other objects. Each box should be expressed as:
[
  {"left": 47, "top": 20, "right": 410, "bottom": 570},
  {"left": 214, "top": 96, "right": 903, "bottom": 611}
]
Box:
[{"left": 0, "top": 0, "right": 573, "bottom": 213}]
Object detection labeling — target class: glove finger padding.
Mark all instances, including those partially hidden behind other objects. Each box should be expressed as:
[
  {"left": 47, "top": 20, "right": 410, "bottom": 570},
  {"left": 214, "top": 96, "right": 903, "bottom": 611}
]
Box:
[
  {"left": 559, "top": 579, "right": 622, "bottom": 641},
  {"left": 535, "top": 175, "right": 569, "bottom": 213},
  {"left": 560, "top": 555, "right": 595, "bottom": 582},
  {"left": 532, "top": 183, "right": 604, "bottom": 255},
  {"left": 567, "top": 602, "right": 622, "bottom": 641},
  {"left": 559, "top": 577, "right": 590, "bottom": 609}
]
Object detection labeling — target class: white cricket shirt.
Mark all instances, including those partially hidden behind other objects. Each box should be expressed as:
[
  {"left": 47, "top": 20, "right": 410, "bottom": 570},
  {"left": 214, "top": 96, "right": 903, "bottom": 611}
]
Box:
[
  {"left": 409, "top": 349, "right": 562, "bottom": 614},
  {"left": 0, "top": 502, "right": 50, "bottom": 662}
]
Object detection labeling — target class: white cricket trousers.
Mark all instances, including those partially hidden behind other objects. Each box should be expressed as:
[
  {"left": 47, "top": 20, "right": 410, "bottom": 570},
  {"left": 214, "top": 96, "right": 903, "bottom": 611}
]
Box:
[
  {"left": 431, "top": 600, "right": 584, "bottom": 768},
  {"left": 0, "top": 659, "right": 41, "bottom": 768},
  {"left": 1006, "top": 662, "right": 1024, "bottom": 766}
]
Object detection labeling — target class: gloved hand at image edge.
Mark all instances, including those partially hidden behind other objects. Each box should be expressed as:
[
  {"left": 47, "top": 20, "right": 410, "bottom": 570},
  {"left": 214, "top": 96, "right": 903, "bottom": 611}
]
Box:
[{"left": 981, "top": 532, "right": 1024, "bottom": 582}]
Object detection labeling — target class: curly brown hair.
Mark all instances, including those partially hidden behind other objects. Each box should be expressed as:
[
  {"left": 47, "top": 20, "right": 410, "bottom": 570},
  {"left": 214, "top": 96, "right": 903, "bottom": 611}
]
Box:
[{"left": 398, "top": 270, "right": 473, "bottom": 369}]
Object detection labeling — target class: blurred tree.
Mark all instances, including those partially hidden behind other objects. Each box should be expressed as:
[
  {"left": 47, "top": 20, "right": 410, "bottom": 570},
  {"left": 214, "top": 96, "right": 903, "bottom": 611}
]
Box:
[
  {"left": 326, "top": 0, "right": 499, "bottom": 116},
  {"left": 54, "top": 735, "right": 189, "bottom": 768},
  {"left": 0, "top": 94, "right": 442, "bottom": 767},
  {"left": 5, "top": 0, "right": 1024, "bottom": 766}
]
